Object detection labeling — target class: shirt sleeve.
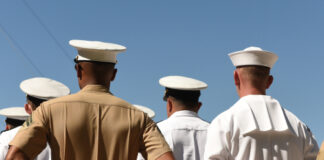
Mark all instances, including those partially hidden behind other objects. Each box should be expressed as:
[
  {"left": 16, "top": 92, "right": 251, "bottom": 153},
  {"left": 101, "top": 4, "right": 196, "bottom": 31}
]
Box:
[
  {"left": 204, "top": 115, "right": 231, "bottom": 160},
  {"left": 9, "top": 104, "right": 49, "bottom": 159},
  {"left": 317, "top": 142, "right": 324, "bottom": 160},
  {"left": 302, "top": 125, "right": 319, "bottom": 160},
  {"left": 0, "top": 133, "right": 9, "bottom": 160},
  {"left": 0, "top": 144, "right": 8, "bottom": 160},
  {"left": 139, "top": 116, "right": 171, "bottom": 160}
]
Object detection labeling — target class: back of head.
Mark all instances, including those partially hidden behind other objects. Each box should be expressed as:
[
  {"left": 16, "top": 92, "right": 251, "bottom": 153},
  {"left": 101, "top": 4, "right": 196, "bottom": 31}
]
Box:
[
  {"left": 238, "top": 65, "right": 270, "bottom": 89},
  {"left": 26, "top": 95, "right": 47, "bottom": 110},
  {"left": 76, "top": 61, "right": 116, "bottom": 87},
  {"left": 89, "top": 61, "right": 115, "bottom": 77},
  {"left": 164, "top": 88, "right": 201, "bottom": 109}
]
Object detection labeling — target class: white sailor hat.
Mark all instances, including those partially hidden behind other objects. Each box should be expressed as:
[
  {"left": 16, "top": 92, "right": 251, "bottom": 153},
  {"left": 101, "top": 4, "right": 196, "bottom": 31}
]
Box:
[
  {"left": 69, "top": 39, "right": 126, "bottom": 63},
  {"left": 159, "top": 76, "right": 208, "bottom": 91},
  {"left": 20, "top": 77, "right": 70, "bottom": 100},
  {"left": 133, "top": 104, "right": 155, "bottom": 118},
  {"left": 228, "top": 46, "right": 278, "bottom": 68},
  {"left": 0, "top": 107, "right": 29, "bottom": 120}
]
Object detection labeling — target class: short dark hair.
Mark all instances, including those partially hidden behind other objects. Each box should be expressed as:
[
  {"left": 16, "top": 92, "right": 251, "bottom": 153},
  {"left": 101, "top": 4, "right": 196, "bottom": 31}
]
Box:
[
  {"left": 75, "top": 61, "right": 116, "bottom": 78},
  {"left": 26, "top": 95, "right": 46, "bottom": 110},
  {"left": 238, "top": 65, "right": 270, "bottom": 88},
  {"left": 163, "top": 88, "right": 200, "bottom": 108},
  {"left": 5, "top": 118, "right": 25, "bottom": 127}
]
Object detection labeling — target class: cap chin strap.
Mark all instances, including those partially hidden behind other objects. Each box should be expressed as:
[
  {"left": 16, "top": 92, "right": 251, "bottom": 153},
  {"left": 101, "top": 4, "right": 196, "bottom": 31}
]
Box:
[{"left": 74, "top": 54, "right": 118, "bottom": 64}]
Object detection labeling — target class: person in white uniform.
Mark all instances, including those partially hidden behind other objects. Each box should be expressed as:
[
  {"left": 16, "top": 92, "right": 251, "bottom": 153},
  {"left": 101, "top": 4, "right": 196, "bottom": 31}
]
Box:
[
  {"left": 0, "top": 77, "right": 70, "bottom": 160},
  {"left": 204, "top": 46, "right": 319, "bottom": 160},
  {"left": 0, "top": 107, "right": 29, "bottom": 159},
  {"left": 0, "top": 107, "right": 29, "bottom": 132},
  {"left": 158, "top": 75, "right": 209, "bottom": 160}
]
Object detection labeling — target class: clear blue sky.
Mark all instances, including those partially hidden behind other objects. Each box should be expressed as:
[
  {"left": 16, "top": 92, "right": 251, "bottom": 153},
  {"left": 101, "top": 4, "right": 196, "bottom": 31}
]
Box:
[{"left": 0, "top": 0, "right": 324, "bottom": 144}]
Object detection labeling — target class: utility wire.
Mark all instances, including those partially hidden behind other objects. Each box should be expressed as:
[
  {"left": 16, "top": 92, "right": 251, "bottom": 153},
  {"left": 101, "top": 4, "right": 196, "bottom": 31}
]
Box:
[
  {"left": 22, "top": 0, "right": 73, "bottom": 63},
  {"left": 0, "top": 23, "right": 44, "bottom": 76}
]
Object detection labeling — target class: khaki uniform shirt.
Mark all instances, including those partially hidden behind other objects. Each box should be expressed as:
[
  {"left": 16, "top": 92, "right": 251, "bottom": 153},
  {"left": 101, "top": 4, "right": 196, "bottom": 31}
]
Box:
[
  {"left": 317, "top": 142, "right": 324, "bottom": 160},
  {"left": 10, "top": 85, "right": 171, "bottom": 160}
]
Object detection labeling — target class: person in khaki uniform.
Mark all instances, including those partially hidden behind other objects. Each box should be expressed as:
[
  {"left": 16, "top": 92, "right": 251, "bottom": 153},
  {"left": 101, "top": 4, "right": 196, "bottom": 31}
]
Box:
[{"left": 6, "top": 40, "right": 174, "bottom": 160}]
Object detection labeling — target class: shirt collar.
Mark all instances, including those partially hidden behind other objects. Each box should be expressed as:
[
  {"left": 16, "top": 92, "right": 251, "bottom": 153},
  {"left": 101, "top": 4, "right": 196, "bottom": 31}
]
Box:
[
  {"left": 240, "top": 94, "right": 271, "bottom": 101},
  {"left": 234, "top": 94, "right": 297, "bottom": 136},
  {"left": 80, "top": 84, "right": 110, "bottom": 93},
  {"left": 169, "top": 110, "right": 199, "bottom": 118}
]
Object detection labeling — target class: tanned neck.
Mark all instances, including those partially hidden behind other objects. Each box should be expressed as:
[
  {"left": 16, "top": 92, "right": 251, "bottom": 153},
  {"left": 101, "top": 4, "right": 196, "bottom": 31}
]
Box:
[
  {"left": 80, "top": 79, "right": 110, "bottom": 90},
  {"left": 238, "top": 87, "right": 266, "bottom": 98},
  {"left": 169, "top": 105, "right": 198, "bottom": 117}
]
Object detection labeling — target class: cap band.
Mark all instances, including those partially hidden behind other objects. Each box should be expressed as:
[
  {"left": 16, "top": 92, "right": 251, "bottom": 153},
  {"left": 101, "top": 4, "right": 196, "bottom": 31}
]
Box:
[{"left": 5, "top": 118, "right": 25, "bottom": 127}]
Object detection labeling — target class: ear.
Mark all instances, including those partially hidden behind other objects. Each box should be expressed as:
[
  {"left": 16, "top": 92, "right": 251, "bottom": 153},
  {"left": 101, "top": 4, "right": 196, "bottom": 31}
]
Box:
[
  {"left": 111, "top": 69, "right": 117, "bottom": 81},
  {"left": 75, "top": 64, "right": 82, "bottom": 79},
  {"left": 234, "top": 70, "right": 240, "bottom": 87},
  {"left": 24, "top": 103, "right": 33, "bottom": 115},
  {"left": 166, "top": 98, "right": 173, "bottom": 117},
  {"left": 195, "top": 102, "right": 202, "bottom": 113},
  {"left": 5, "top": 125, "right": 9, "bottom": 130},
  {"left": 266, "top": 75, "right": 273, "bottom": 89}
]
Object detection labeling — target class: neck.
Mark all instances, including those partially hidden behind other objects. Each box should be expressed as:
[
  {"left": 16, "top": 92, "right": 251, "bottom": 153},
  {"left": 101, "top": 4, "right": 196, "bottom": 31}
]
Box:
[
  {"left": 238, "top": 87, "right": 266, "bottom": 98},
  {"left": 80, "top": 80, "right": 110, "bottom": 90},
  {"left": 168, "top": 106, "right": 198, "bottom": 117}
]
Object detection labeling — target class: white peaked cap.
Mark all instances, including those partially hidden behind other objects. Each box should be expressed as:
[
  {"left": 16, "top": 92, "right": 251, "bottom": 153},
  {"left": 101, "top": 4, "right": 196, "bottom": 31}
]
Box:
[
  {"left": 0, "top": 107, "right": 29, "bottom": 120},
  {"left": 159, "top": 76, "right": 208, "bottom": 91},
  {"left": 20, "top": 77, "right": 70, "bottom": 100},
  {"left": 133, "top": 104, "right": 156, "bottom": 118},
  {"left": 228, "top": 46, "right": 278, "bottom": 68},
  {"left": 69, "top": 39, "right": 126, "bottom": 63}
]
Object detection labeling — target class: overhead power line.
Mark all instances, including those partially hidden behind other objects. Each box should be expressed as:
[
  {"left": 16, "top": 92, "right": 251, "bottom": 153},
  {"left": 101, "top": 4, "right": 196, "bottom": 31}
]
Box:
[
  {"left": 22, "top": 0, "right": 73, "bottom": 63},
  {"left": 0, "top": 23, "right": 44, "bottom": 76}
]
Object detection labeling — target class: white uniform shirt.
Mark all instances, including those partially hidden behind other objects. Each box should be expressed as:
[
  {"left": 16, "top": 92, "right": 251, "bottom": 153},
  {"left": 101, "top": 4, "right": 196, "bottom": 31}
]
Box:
[
  {"left": 0, "top": 126, "right": 51, "bottom": 160},
  {"left": 159, "top": 110, "right": 209, "bottom": 160},
  {"left": 204, "top": 95, "right": 319, "bottom": 160}
]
